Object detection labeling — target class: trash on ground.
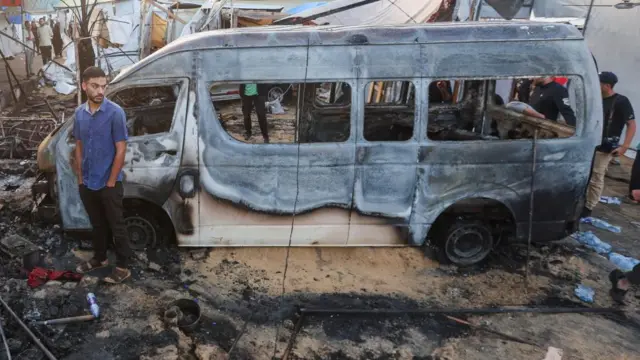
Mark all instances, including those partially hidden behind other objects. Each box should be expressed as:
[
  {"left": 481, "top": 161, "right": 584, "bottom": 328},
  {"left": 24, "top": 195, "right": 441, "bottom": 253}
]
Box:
[
  {"left": 574, "top": 284, "right": 595, "bottom": 303},
  {"left": 27, "top": 267, "right": 83, "bottom": 288},
  {"left": 543, "top": 346, "right": 563, "bottom": 360},
  {"left": 599, "top": 196, "right": 621, "bottom": 205},
  {"left": 580, "top": 217, "right": 621, "bottom": 233},
  {"left": 87, "top": 293, "right": 100, "bottom": 318},
  {"left": 608, "top": 252, "right": 640, "bottom": 272},
  {"left": 571, "top": 231, "right": 612, "bottom": 254}
]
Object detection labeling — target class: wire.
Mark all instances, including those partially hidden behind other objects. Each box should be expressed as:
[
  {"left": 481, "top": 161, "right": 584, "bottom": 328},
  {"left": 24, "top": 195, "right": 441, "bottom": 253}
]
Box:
[
  {"left": 389, "top": 0, "right": 418, "bottom": 24},
  {"left": 0, "top": 315, "right": 12, "bottom": 360},
  {"left": 272, "top": 36, "right": 311, "bottom": 360}
]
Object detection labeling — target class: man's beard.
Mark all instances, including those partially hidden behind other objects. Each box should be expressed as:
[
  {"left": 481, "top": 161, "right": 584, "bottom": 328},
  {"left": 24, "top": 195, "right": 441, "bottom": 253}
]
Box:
[{"left": 89, "top": 94, "right": 104, "bottom": 104}]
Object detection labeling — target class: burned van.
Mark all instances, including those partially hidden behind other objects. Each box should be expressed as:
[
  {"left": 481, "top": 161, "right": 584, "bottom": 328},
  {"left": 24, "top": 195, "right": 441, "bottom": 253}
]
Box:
[{"left": 33, "top": 22, "right": 601, "bottom": 265}]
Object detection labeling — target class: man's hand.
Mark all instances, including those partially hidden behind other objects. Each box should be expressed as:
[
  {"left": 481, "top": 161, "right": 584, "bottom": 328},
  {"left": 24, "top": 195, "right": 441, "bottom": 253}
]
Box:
[
  {"left": 612, "top": 145, "right": 629, "bottom": 157},
  {"left": 78, "top": 177, "right": 83, "bottom": 185},
  {"left": 106, "top": 179, "right": 116, "bottom": 188}
]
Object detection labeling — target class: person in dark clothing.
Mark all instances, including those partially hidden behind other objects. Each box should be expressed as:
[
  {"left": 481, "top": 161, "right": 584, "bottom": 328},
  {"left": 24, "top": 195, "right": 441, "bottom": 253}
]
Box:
[
  {"left": 429, "top": 81, "right": 453, "bottom": 104},
  {"left": 582, "top": 72, "right": 636, "bottom": 217},
  {"left": 516, "top": 78, "right": 532, "bottom": 103},
  {"left": 74, "top": 67, "right": 134, "bottom": 284},
  {"left": 609, "top": 264, "right": 640, "bottom": 304},
  {"left": 529, "top": 77, "right": 576, "bottom": 126},
  {"left": 31, "top": 21, "right": 39, "bottom": 53},
  {"left": 239, "top": 83, "right": 269, "bottom": 143},
  {"left": 52, "top": 21, "right": 63, "bottom": 58}
]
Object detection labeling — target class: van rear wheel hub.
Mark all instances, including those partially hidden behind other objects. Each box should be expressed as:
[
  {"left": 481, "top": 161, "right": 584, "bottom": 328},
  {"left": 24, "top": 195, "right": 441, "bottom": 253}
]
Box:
[
  {"left": 125, "top": 216, "right": 157, "bottom": 250},
  {"left": 444, "top": 222, "right": 493, "bottom": 266}
]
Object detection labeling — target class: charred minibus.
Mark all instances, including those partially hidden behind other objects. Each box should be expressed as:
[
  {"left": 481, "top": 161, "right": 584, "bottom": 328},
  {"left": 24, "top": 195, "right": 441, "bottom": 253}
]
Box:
[{"left": 33, "top": 22, "right": 601, "bottom": 265}]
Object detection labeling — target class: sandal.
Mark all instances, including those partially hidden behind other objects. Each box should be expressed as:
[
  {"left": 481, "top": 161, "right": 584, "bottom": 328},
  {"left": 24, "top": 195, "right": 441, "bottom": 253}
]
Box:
[
  {"left": 76, "top": 258, "right": 108, "bottom": 274},
  {"left": 104, "top": 267, "right": 131, "bottom": 284}
]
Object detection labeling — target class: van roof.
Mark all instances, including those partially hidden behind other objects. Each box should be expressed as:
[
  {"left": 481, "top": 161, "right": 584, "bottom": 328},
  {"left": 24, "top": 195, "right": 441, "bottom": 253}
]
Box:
[{"left": 114, "top": 22, "right": 583, "bottom": 83}]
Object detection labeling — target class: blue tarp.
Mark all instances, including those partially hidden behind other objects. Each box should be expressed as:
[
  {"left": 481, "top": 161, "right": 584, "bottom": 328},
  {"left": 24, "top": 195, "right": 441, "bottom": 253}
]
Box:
[{"left": 286, "top": 2, "right": 327, "bottom": 15}]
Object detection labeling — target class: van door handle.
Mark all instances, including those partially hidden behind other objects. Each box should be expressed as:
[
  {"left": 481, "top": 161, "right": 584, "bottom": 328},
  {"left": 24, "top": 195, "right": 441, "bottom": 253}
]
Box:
[{"left": 156, "top": 149, "right": 177, "bottom": 156}]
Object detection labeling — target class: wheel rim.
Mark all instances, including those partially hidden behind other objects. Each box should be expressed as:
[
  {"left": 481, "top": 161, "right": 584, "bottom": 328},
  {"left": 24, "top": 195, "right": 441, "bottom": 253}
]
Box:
[
  {"left": 268, "top": 86, "right": 284, "bottom": 102},
  {"left": 445, "top": 224, "right": 493, "bottom": 266},
  {"left": 125, "top": 216, "right": 157, "bottom": 250}
]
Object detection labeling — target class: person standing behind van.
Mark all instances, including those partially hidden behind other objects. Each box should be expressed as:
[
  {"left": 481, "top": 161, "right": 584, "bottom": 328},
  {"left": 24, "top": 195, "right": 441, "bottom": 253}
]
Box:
[
  {"left": 582, "top": 72, "right": 636, "bottom": 217},
  {"left": 529, "top": 77, "right": 576, "bottom": 126},
  {"left": 23, "top": 21, "right": 35, "bottom": 76},
  {"left": 240, "top": 83, "right": 270, "bottom": 143},
  {"left": 37, "top": 18, "right": 54, "bottom": 64},
  {"left": 74, "top": 66, "right": 134, "bottom": 284}
]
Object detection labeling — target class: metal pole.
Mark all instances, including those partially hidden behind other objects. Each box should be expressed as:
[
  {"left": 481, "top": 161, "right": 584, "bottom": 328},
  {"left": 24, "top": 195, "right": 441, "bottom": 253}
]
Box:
[
  {"left": 0, "top": 316, "right": 12, "bottom": 360},
  {"left": 525, "top": 130, "right": 538, "bottom": 290},
  {"left": 0, "top": 296, "right": 58, "bottom": 360},
  {"left": 74, "top": 22, "right": 81, "bottom": 106},
  {"left": 582, "top": 0, "right": 596, "bottom": 36},
  {"left": 21, "top": 0, "right": 29, "bottom": 77}
]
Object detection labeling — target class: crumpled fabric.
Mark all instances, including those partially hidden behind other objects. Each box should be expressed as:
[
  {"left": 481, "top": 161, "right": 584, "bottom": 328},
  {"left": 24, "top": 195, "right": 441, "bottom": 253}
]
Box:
[{"left": 27, "top": 267, "right": 83, "bottom": 288}]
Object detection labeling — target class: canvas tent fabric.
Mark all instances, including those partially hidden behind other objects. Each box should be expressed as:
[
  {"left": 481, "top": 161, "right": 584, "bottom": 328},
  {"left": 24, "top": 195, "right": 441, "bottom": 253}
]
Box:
[{"left": 151, "top": 12, "right": 167, "bottom": 49}]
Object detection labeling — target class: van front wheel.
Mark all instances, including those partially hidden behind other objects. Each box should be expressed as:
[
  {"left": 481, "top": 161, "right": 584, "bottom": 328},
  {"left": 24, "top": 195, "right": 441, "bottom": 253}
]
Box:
[{"left": 440, "top": 220, "right": 493, "bottom": 266}]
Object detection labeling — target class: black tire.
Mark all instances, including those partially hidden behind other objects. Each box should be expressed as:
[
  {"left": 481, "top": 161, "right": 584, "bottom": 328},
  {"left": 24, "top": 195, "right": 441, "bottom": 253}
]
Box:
[{"left": 438, "top": 219, "right": 494, "bottom": 266}]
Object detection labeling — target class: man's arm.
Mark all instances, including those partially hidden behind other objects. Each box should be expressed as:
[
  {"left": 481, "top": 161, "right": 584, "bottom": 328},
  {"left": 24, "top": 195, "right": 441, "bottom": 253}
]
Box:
[
  {"left": 613, "top": 98, "right": 636, "bottom": 156},
  {"left": 555, "top": 87, "right": 576, "bottom": 126},
  {"left": 106, "top": 108, "right": 129, "bottom": 187}
]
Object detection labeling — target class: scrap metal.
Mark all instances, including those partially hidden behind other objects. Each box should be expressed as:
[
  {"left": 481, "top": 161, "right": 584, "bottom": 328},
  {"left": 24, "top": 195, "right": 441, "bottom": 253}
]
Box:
[{"left": 0, "top": 117, "right": 57, "bottom": 159}]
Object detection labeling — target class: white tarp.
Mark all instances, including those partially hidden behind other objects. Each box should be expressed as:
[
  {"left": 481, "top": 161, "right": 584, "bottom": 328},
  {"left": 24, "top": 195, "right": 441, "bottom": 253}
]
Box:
[
  {"left": 0, "top": 20, "right": 23, "bottom": 57},
  {"left": 106, "top": 15, "right": 133, "bottom": 45}
]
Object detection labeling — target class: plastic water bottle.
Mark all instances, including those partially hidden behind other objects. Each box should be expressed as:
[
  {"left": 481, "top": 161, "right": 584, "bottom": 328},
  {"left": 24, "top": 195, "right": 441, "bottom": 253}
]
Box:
[
  {"left": 574, "top": 284, "right": 595, "bottom": 303},
  {"left": 87, "top": 293, "right": 100, "bottom": 318},
  {"left": 572, "top": 231, "right": 612, "bottom": 255},
  {"left": 599, "top": 196, "right": 621, "bottom": 205},
  {"left": 609, "top": 252, "right": 640, "bottom": 272},
  {"left": 580, "top": 217, "right": 621, "bottom": 233}
]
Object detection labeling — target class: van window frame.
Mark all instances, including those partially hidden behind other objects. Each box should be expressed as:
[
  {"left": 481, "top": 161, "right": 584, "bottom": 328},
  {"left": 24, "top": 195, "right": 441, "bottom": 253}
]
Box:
[
  {"left": 423, "top": 75, "right": 585, "bottom": 144},
  {"left": 105, "top": 79, "right": 187, "bottom": 140},
  {"left": 358, "top": 79, "right": 419, "bottom": 144},
  {"left": 207, "top": 79, "right": 357, "bottom": 145}
]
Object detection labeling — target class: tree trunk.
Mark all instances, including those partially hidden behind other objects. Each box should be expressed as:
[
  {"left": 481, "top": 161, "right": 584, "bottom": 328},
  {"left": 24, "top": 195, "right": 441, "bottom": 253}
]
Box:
[{"left": 77, "top": 38, "right": 95, "bottom": 103}]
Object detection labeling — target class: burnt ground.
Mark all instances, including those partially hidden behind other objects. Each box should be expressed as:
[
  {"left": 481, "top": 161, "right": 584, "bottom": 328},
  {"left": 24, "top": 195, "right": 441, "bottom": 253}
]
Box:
[{"left": 1, "top": 158, "right": 640, "bottom": 360}]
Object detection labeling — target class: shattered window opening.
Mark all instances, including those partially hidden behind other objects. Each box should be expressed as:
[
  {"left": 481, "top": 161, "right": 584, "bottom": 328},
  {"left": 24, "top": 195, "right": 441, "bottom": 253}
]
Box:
[
  {"left": 211, "top": 82, "right": 352, "bottom": 144},
  {"left": 364, "top": 81, "right": 416, "bottom": 142},
  {"left": 427, "top": 76, "right": 580, "bottom": 141},
  {"left": 109, "top": 85, "right": 180, "bottom": 137}
]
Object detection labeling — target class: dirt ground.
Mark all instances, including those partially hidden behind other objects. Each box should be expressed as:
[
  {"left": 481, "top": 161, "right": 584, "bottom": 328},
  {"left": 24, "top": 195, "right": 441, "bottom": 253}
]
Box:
[{"left": 1, "top": 158, "right": 640, "bottom": 359}]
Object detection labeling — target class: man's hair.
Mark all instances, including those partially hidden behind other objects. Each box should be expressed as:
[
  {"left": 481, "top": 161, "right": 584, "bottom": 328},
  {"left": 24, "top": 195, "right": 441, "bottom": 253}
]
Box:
[{"left": 82, "top": 66, "right": 106, "bottom": 83}]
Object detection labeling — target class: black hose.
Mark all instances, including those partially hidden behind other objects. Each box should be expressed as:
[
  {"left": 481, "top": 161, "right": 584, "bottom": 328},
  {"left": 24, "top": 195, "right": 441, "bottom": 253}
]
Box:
[{"left": 299, "top": 306, "right": 626, "bottom": 316}]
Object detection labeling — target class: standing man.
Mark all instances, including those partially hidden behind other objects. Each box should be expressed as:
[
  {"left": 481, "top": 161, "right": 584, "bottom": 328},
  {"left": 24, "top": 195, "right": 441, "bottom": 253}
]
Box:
[
  {"left": 582, "top": 71, "right": 636, "bottom": 218},
  {"left": 74, "top": 66, "right": 133, "bottom": 284},
  {"left": 31, "top": 20, "right": 39, "bottom": 54},
  {"left": 529, "top": 76, "right": 577, "bottom": 126},
  {"left": 23, "top": 21, "right": 35, "bottom": 76},
  {"left": 52, "top": 21, "right": 64, "bottom": 59},
  {"left": 240, "top": 83, "right": 270, "bottom": 143},
  {"left": 37, "top": 18, "right": 53, "bottom": 65}
]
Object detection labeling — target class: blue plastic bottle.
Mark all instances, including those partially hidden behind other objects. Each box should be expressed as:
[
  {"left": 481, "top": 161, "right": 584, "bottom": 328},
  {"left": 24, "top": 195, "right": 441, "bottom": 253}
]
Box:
[{"left": 87, "top": 293, "right": 100, "bottom": 318}]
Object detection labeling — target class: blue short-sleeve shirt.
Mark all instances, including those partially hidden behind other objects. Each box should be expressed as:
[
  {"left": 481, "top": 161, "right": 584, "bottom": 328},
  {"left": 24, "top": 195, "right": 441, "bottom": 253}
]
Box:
[{"left": 73, "top": 98, "right": 128, "bottom": 191}]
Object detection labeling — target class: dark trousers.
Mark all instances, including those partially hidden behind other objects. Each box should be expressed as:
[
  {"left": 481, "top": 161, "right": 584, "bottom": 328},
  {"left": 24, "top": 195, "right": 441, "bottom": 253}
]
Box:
[
  {"left": 241, "top": 95, "right": 269, "bottom": 140},
  {"left": 79, "top": 182, "right": 133, "bottom": 268},
  {"left": 628, "top": 264, "right": 640, "bottom": 285},
  {"left": 40, "top": 45, "right": 52, "bottom": 64},
  {"left": 53, "top": 41, "right": 63, "bottom": 57}
]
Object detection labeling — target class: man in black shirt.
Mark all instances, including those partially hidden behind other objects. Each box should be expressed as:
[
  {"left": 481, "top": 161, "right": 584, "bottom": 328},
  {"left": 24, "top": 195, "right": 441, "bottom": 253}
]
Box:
[
  {"left": 582, "top": 71, "right": 636, "bottom": 217},
  {"left": 529, "top": 77, "right": 577, "bottom": 126}
]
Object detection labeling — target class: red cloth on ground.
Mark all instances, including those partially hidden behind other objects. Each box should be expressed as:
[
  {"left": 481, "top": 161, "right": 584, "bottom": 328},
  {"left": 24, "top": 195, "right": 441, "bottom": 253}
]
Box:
[{"left": 27, "top": 267, "right": 83, "bottom": 288}]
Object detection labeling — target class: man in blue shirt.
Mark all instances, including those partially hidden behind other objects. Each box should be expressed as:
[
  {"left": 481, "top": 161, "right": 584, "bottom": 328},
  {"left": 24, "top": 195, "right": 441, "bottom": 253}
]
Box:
[{"left": 73, "top": 66, "right": 133, "bottom": 284}]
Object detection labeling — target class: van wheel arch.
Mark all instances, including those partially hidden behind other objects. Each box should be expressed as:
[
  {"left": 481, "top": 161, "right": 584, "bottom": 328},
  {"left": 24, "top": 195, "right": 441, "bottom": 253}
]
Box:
[
  {"left": 427, "top": 198, "right": 516, "bottom": 266},
  {"left": 123, "top": 198, "right": 176, "bottom": 249}
]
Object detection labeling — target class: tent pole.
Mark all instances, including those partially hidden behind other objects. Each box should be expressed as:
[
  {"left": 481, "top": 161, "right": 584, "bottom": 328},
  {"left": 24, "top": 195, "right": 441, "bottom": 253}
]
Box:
[
  {"left": 75, "top": 22, "right": 81, "bottom": 106},
  {"left": 21, "top": 0, "right": 30, "bottom": 77}
]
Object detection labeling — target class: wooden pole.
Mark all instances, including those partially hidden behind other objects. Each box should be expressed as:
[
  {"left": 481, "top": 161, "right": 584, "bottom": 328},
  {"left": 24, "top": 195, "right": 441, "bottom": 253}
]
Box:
[
  {"left": 145, "top": 0, "right": 187, "bottom": 24},
  {"left": 75, "top": 22, "right": 81, "bottom": 106}
]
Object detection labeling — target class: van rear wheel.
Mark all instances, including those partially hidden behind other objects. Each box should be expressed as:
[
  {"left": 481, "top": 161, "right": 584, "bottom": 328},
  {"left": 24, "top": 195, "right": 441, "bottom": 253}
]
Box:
[{"left": 439, "top": 219, "right": 494, "bottom": 266}]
